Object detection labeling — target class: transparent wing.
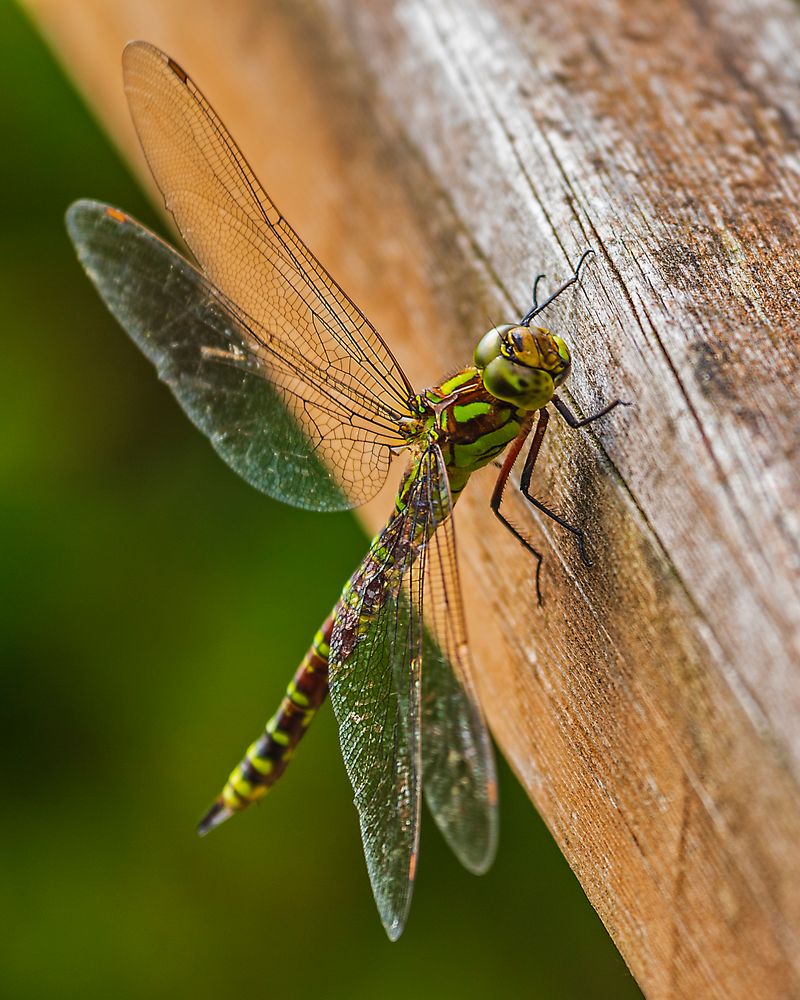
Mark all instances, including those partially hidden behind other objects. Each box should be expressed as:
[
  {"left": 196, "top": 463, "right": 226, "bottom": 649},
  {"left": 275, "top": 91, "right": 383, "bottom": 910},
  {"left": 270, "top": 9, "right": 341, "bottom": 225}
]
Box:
[
  {"left": 121, "top": 40, "right": 414, "bottom": 508},
  {"left": 66, "top": 200, "right": 407, "bottom": 511},
  {"left": 421, "top": 448, "right": 498, "bottom": 874},
  {"left": 329, "top": 447, "right": 449, "bottom": 940},
  {"left": 329, "top": 445, "right": 496, "bottom": 937}
]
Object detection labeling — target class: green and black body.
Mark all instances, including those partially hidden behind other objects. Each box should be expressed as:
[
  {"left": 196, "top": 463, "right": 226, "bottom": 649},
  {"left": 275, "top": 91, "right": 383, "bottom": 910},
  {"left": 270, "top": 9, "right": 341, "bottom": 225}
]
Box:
[{"left": 66, "top": 41, "right": 624, "bottom": 941}]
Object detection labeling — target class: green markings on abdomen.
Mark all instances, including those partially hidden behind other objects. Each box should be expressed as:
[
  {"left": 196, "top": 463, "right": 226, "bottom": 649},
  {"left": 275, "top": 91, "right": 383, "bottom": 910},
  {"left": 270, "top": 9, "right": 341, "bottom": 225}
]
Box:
[{"left": 197, "top": 617, "right": 333, "bottom": 835}]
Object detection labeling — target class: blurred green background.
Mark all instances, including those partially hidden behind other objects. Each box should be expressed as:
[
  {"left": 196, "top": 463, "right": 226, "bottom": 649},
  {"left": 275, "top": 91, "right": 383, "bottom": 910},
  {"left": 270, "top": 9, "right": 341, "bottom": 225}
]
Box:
[{"left": 0, "top": 5, "right": 640, "bottom": 997}]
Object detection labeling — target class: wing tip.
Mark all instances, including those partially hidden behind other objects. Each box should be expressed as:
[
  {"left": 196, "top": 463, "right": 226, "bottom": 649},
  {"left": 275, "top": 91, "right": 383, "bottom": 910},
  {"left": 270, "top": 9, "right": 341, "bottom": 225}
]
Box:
[
  {"left": 450, "top": 807, "right": 500, "bottom": 877},
  {"left": 374, "top": 870, "right": 414, "bottom": 943},
  {"left": 384, "top": 917, "right": 405, "bottom": 943},
  {"left": 122, "top": 39, "right": 160, "bottom": 63},
  {"left": 65, "top": 196, "right": 90, "bottom": 220},
  {"left": 461, "top": 843, "right": 498, "bottom": 877},
  {"left": 65, "top": 199, "right": 131, "bottom": 249},
  {"left": 122, "top": 40, "right": 188, "bottom": 85},
  {"left": 65, "top": 198, "right": 99, "bottom": 245}
]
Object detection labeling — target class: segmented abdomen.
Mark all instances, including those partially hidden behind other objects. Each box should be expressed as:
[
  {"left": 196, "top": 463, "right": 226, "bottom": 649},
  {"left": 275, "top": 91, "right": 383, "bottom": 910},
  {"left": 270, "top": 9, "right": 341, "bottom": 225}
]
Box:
[
  {"left": 197, "top": 616, "right": 332, "bottom": 834},
  {"left": 199, "top": 450, "right": 457, "bottom": 836}
]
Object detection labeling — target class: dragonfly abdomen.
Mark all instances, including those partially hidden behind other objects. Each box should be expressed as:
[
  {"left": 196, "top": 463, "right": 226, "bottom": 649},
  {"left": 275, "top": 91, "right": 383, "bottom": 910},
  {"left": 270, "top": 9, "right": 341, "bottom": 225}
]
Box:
[
  {"left": 199, "top": 462, "right": 439, "bottom": 839},
  {"left": 197, "top": 617, "right": 333, "bottom": 835}
]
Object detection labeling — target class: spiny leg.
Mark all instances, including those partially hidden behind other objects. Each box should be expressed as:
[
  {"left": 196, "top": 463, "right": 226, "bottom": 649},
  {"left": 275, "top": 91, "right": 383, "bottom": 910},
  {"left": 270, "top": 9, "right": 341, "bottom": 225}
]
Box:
[
  {"left": 518, "top": 415, "right": 592, "bottom": 569},
  {"left": 490, "top": 410, "right": 547, "bottom": 604},
  {"left": 522, "top": 393, "right": 630, "bottom": 564},
  {"left": 552, "top": 394, "right": 630, "bottom": 428},
  {"left": 494, "top": 407, "right": 594, "bottom": 586}
]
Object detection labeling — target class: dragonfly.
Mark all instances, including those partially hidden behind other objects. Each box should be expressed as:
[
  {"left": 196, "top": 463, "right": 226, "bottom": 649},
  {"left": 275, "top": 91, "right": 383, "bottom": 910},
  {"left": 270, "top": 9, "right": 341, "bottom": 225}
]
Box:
[{"left": 66, "top": 41, "right": 625, "bottom": 940}]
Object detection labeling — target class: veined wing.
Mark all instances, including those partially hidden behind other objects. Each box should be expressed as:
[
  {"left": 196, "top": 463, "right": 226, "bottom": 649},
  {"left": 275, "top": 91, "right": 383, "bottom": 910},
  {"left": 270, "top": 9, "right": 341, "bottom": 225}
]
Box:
[
  {"left": 329, "top": 444, "right": 496, "bottom": 938},
  {"left": 421, "top": 447, "right": 498, "bottom": 874},
  {"left": 66, "top": 200, "right": 390, "bottom": 510},
  {"left": 329, "top": 447, "right": 443, "bottom": 940},
  {"left": 121, "top": 41, "right": 414, "bottom": 509}
]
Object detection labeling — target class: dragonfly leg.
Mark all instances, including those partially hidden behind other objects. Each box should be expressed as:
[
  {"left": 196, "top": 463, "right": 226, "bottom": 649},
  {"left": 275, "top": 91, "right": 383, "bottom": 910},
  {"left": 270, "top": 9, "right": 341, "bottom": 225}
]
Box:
[
  {"left": 518, "top": 426, "right": 592, "bottom": 569},
  {"left": 490, "top": 410, "right": 546, "bottom": 604},
  {"left": 552, "top": 394, "right": 630, "bottom": 428},
  {"left": 520, "top": 248, "right": 594, "bottom": 326}
]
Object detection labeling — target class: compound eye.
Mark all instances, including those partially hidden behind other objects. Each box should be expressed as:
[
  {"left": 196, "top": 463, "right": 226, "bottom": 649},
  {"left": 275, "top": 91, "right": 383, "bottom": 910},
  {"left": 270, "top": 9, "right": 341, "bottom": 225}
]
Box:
[
  {"left": 552, "top": 335, "right": 571, "bottom": 365},
  {"left": 482, "top": 356, "right": 555, "bottom": 409},
  {"left": 550, "top": 335, "right": 572, "bottom": 387},
  {"left": 474, "top": 324, "right": 515, "bottom": 370}
]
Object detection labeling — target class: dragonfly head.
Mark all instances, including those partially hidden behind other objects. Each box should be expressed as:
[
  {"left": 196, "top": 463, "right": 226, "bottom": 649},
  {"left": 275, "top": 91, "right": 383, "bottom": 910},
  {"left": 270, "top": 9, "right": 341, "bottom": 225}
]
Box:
[{"left": 473, "top": 324, "right": 571, "bottom": 410}]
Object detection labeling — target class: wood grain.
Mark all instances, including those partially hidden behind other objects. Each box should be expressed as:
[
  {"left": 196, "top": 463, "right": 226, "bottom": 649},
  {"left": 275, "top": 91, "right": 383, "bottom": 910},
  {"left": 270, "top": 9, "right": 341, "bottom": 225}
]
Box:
[{"left": 24, "top": 0, "right": 800, "bottom": 995}]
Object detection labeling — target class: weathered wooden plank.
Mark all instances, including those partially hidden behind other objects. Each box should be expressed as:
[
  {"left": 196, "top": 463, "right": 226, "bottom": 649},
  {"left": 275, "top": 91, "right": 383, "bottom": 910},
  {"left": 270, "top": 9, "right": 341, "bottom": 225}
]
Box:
[{"left": 24, "top": 0, "right": 800, "bottom": 995}]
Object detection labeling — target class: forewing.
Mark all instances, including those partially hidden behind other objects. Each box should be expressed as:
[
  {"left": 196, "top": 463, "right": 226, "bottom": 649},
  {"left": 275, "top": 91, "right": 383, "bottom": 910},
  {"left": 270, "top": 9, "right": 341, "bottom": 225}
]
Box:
[
  {"left": 67, "top": 199, "right": 374, "bottom": 510},
  {"left": 121, "top": 41, "right": 413, "bottom": 508},
  {"left": 329, "top": 448, "right": 447, "bottom": 940},
  {"left": 421, "top": 448, "right": 498, "bottom": 874}
]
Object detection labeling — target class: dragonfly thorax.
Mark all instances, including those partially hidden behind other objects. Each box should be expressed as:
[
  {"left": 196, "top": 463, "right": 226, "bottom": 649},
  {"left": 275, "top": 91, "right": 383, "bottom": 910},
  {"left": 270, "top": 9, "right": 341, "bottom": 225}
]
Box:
[{"left": 473, "top": 324, "right": 571, "bottom": 410}]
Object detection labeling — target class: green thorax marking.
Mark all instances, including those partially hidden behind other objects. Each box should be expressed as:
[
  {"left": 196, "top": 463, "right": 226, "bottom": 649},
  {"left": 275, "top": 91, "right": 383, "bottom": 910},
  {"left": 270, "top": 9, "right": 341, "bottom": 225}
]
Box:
[{"left": 416, "top": 367, "right": 526, "bottom": 498}]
